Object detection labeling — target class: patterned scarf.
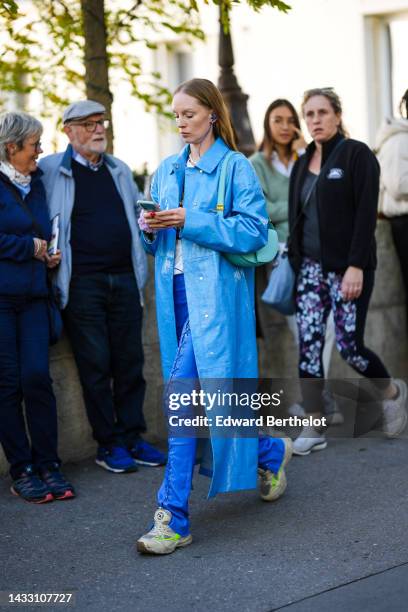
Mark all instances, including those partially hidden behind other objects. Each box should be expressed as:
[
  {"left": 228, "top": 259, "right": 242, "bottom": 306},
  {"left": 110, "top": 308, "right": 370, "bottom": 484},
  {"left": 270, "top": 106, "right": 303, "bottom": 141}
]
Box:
[{"left": 0, "top": 160, "right": 32, "bottom": 187}]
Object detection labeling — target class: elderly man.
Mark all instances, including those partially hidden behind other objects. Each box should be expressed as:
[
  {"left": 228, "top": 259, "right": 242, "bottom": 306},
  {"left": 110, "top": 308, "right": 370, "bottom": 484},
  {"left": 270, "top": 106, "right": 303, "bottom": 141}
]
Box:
[{"left": 40, "top": 100, "right": 165, "bottom": 473}]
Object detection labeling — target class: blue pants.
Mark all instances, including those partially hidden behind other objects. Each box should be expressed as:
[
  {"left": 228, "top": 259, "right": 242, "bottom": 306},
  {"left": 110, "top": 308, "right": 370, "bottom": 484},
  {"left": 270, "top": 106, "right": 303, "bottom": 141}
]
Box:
[
  {"left": 0, "top": 297, "right": 59, "bottom": 479},
  {"left": 157, "top": 274, "right": 285, "bottom": 536},
  {"left": 64, "top": 272, "right": 146, "bottom": 448}
]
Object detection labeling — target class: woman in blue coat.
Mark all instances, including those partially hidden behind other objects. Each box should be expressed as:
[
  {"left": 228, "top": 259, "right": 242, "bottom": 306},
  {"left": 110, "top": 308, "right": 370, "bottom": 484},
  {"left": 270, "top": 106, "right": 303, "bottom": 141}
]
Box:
[
  {"left": 0, "top": 111, "right": 75, "bottom": 503},
  {"left": 136, "top": 79, "right": 292, "bottom": 555}
]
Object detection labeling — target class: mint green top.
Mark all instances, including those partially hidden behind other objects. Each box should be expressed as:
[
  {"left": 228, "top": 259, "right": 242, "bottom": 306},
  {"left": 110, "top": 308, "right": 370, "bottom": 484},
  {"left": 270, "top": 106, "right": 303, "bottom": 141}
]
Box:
[{"left": 249, "top": 151, "right": 289, "bottom": 242}]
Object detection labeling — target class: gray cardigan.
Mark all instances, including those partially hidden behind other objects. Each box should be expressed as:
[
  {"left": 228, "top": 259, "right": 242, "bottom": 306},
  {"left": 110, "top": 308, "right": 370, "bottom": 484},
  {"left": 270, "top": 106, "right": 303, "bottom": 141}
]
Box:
[{"left": 39, "top": 144, "right": 147, "bottom": 308}]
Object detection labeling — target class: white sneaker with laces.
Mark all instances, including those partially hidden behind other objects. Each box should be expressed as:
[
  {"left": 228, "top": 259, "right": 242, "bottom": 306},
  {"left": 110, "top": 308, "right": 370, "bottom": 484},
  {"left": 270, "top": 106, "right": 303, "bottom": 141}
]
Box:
[
  {"left": 136, "top": 508, "right": 192, "bottom": 555},
  {"left": 293, "top": 426, "right": 327, "bottom": 456},
  {"left": 382, "top": 379, "right": 408, "bottom": 438},
  {"left": 258, "top": 438, "right": 293, "bottom": 502}
]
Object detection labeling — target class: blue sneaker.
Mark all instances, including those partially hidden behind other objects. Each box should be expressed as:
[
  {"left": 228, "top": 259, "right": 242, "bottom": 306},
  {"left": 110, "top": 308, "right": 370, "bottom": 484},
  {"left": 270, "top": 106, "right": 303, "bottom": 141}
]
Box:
[
  {"left": 11, "top": 465, "right": 54, "bottom": 504},
  {"left": 130, "top": 440, "right": 167, "bottom": 467},
  {"left": 95, "top": 446, "right": 138, "bottom": 473}
]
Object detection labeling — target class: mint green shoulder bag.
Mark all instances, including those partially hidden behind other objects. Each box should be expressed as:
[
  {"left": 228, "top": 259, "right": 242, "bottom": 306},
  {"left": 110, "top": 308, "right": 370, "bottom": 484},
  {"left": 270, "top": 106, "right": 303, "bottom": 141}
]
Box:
[{"left": 216, "top": 151, "right": 279, "bottom": 267}]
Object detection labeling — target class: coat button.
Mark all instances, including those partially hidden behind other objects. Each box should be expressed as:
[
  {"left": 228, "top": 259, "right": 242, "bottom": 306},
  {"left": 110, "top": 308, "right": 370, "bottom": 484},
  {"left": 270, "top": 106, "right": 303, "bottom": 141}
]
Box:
[
  {"left": 204, "top": 313, "right": 209, "bottom": 318},
  {"left": 199, "top": 169, "right": 203, "bottom": 173},
  {"left": 199, "top": 276, "right": 203, "bottom": 280}
]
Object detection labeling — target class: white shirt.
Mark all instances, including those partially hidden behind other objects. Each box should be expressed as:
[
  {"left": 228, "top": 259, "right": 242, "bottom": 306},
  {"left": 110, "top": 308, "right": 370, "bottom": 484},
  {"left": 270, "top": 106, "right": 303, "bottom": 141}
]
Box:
[
  {"left": 270, "top": 150, "right": 305, "bottom": 177},
  {"left": 72, "top": 149, "right": 103, "bottom": 171},
  {"left": 173, "top": 158, "right": 195, "bottom": 275}
]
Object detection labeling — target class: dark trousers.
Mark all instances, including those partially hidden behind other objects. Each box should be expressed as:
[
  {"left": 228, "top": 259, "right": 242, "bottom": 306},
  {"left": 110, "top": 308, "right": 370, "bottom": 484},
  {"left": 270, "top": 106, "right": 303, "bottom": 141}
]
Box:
[
  {"left": 64, "top": 272, "right": 146, "bottom": 448},
  {"left": 390, "top": 215, "right": 408, "bottom": 325},
  {"left": 0, "top": 297, "right": 59, "bottom": 479}
]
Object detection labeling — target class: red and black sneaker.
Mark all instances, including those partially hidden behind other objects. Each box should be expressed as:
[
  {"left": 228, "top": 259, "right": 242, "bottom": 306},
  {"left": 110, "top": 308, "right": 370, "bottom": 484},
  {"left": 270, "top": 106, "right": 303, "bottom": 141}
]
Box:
[
  {"left": 11, "top": 466, "right": 54, "bottom": 504},
  {"left": 39, "top": 463, "right": 76, "bottom": 500}
]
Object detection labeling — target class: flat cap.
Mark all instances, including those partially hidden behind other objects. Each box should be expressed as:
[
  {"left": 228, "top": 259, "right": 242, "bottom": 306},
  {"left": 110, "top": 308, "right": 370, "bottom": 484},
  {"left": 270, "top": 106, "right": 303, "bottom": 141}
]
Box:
[{"left": 63, "top": 100, "right": 106, "bottom": 124}]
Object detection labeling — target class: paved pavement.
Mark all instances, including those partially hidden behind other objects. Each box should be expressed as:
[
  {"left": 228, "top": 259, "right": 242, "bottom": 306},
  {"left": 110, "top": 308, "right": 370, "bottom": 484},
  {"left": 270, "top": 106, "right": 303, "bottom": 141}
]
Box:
[{"left": 1, "top": 437, "right": 407, "bottom": 612}]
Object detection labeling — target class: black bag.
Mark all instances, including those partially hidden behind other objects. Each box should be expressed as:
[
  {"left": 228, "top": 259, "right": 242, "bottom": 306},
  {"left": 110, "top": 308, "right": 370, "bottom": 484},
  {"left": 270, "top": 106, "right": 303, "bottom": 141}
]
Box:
[{"left": 11, "top": 184, "right": 63, "bottom": 345}]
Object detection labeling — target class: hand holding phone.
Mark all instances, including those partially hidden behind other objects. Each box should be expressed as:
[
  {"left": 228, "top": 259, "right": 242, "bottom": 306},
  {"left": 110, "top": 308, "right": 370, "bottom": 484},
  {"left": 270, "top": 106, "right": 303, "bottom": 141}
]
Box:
[{"left": 137, "top": 199, "right": 160, "bottom": 212}]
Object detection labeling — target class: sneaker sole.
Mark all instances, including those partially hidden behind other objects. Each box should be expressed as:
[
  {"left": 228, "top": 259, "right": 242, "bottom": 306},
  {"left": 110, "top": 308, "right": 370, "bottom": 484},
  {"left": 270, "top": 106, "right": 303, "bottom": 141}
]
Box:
[
  {"left": 53, "top": 490, "right": 76, "bottom": 500},
  {"left": 134, "top": 459, "right": 165, "bottom": 467},
  {"left": 292, "top": 441, "right": 328, "bottom": 456},
  {"left": 10, "top": 487, "right": 54, "bottom": 504},
  {"left": 95, "top": 459, "right": 138, "bottom": 473},
  {"left": 136, "top": 534, "right": 193, "bottom": 555}
]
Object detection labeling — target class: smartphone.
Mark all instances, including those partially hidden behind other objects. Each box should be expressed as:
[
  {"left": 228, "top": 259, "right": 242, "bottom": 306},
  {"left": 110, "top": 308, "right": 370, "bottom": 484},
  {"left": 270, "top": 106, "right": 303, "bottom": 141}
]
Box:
[
  {"left": 48, "top": 214, "right": 60, "bottom": 256},
  {"left": 137, "top": 199, "right": 160, "bottom": 212}
]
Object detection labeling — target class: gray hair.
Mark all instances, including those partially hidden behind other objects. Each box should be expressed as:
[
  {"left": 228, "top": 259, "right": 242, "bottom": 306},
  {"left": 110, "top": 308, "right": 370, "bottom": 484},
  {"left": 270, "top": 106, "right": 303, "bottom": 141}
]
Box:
[
  {"left": 0, "top": 111, "right": 43, "bottom": 162},
  {"left": 301, "top": 88, "right": 348, "bottom": 137}
]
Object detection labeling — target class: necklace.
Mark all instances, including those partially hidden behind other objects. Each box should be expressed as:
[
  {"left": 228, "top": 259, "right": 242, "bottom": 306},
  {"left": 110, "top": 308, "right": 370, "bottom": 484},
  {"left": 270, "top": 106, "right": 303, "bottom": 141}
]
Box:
[{"left": 188, "top": 151, "right": 200, "bottom": 166}]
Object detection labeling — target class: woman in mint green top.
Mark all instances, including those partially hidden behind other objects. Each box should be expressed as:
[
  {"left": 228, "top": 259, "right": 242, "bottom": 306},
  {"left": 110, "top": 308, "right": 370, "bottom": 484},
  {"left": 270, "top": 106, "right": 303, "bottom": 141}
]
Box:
[{"left": 250, "top": 99, "right": 305, "bottom": 243}]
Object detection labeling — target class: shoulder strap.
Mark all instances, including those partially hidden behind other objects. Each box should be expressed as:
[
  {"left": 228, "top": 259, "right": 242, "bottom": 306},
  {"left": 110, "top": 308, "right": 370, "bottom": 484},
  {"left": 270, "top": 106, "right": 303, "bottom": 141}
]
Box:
[{"left": 216, "top": 151, "right": 235, "bottom": 213}]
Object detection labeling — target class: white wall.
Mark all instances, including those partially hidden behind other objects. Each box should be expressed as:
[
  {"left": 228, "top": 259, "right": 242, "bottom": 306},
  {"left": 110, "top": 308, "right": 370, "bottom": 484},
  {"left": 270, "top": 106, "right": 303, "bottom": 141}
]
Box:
[{"left": 110, "top": 0, "right": 408, "bottom": 172}]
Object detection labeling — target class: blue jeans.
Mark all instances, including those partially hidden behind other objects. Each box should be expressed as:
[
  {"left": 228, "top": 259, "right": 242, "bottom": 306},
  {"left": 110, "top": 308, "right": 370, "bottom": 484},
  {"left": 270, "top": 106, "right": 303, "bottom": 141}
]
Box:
[
  {"left": 64, "top": 272, "right": 146, "bottom": 448},
  {"left": 157, "top": 274, "right": 285, "bottom": 536},
  {"left": 0, "top": 296, "right": 59, "bottom": 479}
]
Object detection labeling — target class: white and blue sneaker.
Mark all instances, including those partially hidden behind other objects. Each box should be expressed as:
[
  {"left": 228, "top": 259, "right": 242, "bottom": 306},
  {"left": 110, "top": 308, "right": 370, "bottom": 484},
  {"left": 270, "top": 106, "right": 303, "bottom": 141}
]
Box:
[
  {"left": 129, "top": 440, "right": 167, "bottom": 467},
  {"left": 95, "top": 446, "right": 138, "bottom": 473}
]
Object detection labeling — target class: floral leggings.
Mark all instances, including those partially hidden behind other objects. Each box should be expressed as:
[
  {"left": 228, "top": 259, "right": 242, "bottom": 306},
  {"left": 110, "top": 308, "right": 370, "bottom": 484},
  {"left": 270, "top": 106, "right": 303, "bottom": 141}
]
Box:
[{"left": 296, "top": 258, "right": 390, "bottom": 414}]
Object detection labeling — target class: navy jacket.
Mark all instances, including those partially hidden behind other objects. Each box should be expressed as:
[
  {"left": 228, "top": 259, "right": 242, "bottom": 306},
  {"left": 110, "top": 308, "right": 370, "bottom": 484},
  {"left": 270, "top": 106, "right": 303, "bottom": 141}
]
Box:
[{"left": 0, "top": 170, "right": 51, "bottom": 297}]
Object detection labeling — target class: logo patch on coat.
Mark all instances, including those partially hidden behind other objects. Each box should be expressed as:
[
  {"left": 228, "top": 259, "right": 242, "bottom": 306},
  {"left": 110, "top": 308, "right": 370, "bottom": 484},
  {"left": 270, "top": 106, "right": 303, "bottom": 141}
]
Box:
[{"left": 327, "top": 168, "right": 344, "bottom": 179}]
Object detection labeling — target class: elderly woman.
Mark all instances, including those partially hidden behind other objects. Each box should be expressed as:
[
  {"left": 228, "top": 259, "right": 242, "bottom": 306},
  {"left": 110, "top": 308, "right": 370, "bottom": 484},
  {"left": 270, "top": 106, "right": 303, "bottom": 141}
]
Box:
[
  {"left": 288, "top": 88, "right": 407, "bottom": 455},
  {"left": 0, "top": 111, "right": 75, "bottom": 503}
]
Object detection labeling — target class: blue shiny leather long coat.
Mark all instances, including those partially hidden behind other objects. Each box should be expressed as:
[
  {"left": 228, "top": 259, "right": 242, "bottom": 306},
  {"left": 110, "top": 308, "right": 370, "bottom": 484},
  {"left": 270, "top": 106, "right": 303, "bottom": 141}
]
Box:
[{"left": 143, "top": 138, "right": 269, "bottom": 496}]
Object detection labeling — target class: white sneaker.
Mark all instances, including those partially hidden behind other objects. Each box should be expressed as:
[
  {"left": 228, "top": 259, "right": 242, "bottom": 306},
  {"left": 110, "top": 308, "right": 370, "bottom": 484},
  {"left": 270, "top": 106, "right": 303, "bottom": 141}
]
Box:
[
  {"left": 258, "top": 438, "right": 293, "bottom": 502},
  {"left": 288, "top": 395, "right": 344, "bottom": 425},
  {"left": 382, "top": 379, "right": 408, "bottom": 438},
  {"left": 293, "top": 426, "right": 327, "bottom": 456},
  {"left": 287, "top": 403, "right": 306, "bottom": 417},
  {"left": 136, "top": 508, "right": 193, "bottom": 555}
]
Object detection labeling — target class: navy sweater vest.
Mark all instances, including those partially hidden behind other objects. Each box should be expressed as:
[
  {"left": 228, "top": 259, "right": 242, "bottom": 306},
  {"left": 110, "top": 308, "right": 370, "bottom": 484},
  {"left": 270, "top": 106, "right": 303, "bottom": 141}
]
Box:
[{"left": 70, "top": 160, "right": 133, "bottom": 275}]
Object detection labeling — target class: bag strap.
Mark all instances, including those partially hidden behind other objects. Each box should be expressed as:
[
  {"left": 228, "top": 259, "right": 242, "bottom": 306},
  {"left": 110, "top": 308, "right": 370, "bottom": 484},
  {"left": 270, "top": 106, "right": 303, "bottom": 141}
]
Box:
[
  {"left": 216, "top": 150, "right": 235, "bottom": 214},
  {"left": 287, "top": 137, "right": 347, "bottom": 247}
]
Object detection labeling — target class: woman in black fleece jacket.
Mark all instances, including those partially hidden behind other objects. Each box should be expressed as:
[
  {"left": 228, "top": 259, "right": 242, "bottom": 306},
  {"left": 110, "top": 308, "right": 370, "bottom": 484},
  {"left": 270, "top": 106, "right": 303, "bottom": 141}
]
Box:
[{"left": 288, "top": 88, "right": 407, "bottom": 455}]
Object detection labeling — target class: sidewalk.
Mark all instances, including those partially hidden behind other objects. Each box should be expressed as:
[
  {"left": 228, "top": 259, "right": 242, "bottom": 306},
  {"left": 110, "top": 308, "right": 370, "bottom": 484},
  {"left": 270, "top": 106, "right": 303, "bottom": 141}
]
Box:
[{"left": 1, "top": 437, "right": 407, "bottom": 612}]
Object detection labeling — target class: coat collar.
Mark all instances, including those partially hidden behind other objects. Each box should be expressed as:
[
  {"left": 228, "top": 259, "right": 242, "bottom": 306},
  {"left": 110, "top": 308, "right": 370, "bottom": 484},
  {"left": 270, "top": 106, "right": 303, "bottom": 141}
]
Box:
[
  {"left": 59, "top": 144, "right": 117, "bottom": 176},
  {"left": 170, "top": 137, "right": 231, "bottom": 174}
]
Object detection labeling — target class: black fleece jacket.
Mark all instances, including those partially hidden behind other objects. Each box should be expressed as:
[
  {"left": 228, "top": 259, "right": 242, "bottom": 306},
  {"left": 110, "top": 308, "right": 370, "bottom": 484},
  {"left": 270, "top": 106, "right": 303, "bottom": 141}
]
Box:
[{"left": 288, "top": 132, "right": 379, "bottom": 273}]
